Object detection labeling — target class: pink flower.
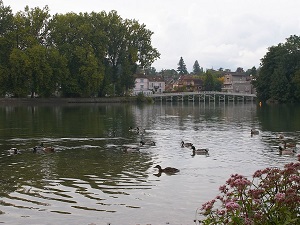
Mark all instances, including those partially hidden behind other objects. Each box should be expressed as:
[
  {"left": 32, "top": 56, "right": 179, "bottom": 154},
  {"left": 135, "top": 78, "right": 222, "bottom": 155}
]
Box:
[
  {"left": 275, "top": 193, "right": 285, "bottom": 202},
  {"left": 201, "top": 199, "right": 216, "bottom": 211},
  {"left": 225, "top": 201, "right": 240, "bottom": 211}
]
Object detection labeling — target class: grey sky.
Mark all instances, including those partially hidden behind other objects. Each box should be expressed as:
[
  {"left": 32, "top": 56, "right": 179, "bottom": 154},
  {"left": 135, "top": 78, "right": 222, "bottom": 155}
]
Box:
[{"left": 4, "top": 0, "right": 300, "bottom": 72}]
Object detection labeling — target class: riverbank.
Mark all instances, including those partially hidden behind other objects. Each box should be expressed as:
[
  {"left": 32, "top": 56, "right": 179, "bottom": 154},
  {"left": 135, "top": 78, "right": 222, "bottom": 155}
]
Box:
[{"left": 0, "top": 97, "right": 137, "bottom": 105}]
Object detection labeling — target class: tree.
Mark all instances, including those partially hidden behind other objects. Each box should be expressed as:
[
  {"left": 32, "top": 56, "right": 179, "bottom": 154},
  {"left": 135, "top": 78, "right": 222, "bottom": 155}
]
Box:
[
  {"left": 0, "top": 1, "right": 14, "bottom": 94},
  {"left": 204, "top": 71, "right": 214, "bottom": 91},
  {"left": 255, "top": 35, "right": 300, "bottom": 102},
  {"left": 193, "top": 60, "right": 202, "bottom": 75},
  {"left": 236, "top": 67, "right": 244, "bottom": 73},
  {"left": 177, "top": 57, "right": 188, "bottom": 75},
  {"left": 292, "top": 69, "right": 300, "bottom": 101}
]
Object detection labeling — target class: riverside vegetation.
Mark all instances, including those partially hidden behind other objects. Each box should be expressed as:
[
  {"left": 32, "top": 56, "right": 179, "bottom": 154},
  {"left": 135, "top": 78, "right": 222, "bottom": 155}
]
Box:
[{"left": 197, "top": 154, "right": 300, "bottom": 225}]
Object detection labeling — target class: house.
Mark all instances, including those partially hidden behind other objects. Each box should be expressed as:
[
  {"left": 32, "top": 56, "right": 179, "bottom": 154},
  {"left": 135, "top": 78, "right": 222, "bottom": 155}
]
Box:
[
  {"left": 222, "top": 72, "right": 255, "bottom": 94},
  {"left": 148, "top": 76, "right": 165, "bottom": 94},
  {"left": 132, "top": 75, "right": 165, "bottom": 96},
  {"left": 172, "top": 75, "right": 203, "bottom": 92}
]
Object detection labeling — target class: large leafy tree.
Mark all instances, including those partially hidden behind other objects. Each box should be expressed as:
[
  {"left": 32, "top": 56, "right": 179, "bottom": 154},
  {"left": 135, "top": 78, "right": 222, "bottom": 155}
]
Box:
[
  {"left": 48, "top": 12, "right": 106, "bottom": 97},
  {"left": 0, "top": 1, "right": 14, "bottom": 94},
  {"left": 177, "top": 56, "right": 188, "bottom": 75},
  {"left": 256, "top": 35, "right": 300, "bottom": 103},
  {"left": 0, "top": 3, "right": 160, "bottom": 97}
]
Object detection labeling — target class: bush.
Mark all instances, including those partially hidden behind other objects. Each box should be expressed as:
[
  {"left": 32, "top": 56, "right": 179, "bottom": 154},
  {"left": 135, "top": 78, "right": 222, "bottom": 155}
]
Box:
[
  {"left": 136, "top": 93, "right": 154, "bottom": 103},
  {"left": 196, "top": 154, "right": 300, "bottom": 225}
]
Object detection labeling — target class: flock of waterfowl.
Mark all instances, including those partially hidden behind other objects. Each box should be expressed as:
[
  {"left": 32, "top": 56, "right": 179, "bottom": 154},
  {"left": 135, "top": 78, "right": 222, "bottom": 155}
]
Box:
[
  {"left": 7, "top": 127, "right": 297, "bottom": 176},
  {"left": 127, "top": 127, "right": 210, "bottom": 176},
  {"left": 251, "top": 129, "right": 298, "bottom": 155},
  {"left": 8, "top": 142, "right": 55, "bottom": 155}
]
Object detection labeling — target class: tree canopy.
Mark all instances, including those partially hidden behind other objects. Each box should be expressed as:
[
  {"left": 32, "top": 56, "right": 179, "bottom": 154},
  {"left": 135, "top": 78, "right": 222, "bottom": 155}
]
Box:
[
  {"left": 255, "top": 35, "right": 300, "bottom": 103},
  {"left": 0, "top": 2, "right": 160, "bottom": 97}
]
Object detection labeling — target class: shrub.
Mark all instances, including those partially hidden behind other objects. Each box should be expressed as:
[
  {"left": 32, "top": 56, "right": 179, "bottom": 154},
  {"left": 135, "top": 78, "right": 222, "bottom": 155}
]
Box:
[{"left": 196, "top": 154, "right": 300, "bottom": 225}]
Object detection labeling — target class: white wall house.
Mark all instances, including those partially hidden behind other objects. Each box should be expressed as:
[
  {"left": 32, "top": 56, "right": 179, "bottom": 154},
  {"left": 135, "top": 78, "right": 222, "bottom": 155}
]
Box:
[
  {"left": 148, "top": 76, "right": 165, "bottom": 94},
  {"left": 133, "top": 75, "right": 166, "bottom": 96},
  {"left": 133, "top": 76, "right": 152, "bottom": 96}
]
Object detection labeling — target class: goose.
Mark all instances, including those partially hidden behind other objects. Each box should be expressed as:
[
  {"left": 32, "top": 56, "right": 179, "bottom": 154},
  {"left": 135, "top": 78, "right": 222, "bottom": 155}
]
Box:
[
  {"left": 123, "top": 146, "right": 140, "bottom": 153},
  {"left": 139, "top": 140, "right": 156, "bottom": 146},
  {"left": 191, "top": 146, "right": 209, "bottom": 155},
  {"left": 251, "top": 129, "right": 259, "bottom": 135},
  {"left": 154, "top": 165, "right": 180, "bottom": 174},
  {"left": 181, "top": 141, "right": 193, "bottom": 148},
  {"left": 279, "top": 146, "right": 296, "bottom": 155},
  {"left": 129, "top": 127, "right": 140, "bottom": 132},
  {"left": 283, "top": 140, "right": 296, "bottom": 148},
  {"left": 8, "top": 148, "right": 21, "bottom": 155},
  {"left": 129, "top": 127, "right": 139, "bottom": 132},
  {"left": 33, "top": 143, "right": 55, "bottom": 153}
]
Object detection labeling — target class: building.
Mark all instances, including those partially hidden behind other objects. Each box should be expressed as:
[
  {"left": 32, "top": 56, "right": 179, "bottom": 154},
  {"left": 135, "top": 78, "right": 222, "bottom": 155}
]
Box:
[
  {"left": 222, "top": 72, "right": 255, "bottom": 94},
  {"left": 172, "top": 75, "right": 203, "bottom": 92},
  {"left": 132, "top": 75, "right": 165, "bottom": 96},
  {"left": 148, "top": 76, "right": 165, "bottom": 94}
]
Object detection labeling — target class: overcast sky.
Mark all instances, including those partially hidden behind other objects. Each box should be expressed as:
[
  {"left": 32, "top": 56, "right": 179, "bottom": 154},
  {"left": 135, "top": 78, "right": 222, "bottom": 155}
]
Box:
[{"left": 4, "top": 0, "right": 300, "bottom": 72}]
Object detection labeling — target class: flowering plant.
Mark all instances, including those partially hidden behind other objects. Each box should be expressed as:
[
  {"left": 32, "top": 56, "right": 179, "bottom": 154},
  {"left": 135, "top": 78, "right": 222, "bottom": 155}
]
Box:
[{"left": 197, "top": 154, "right": 300, "bottom": 225}]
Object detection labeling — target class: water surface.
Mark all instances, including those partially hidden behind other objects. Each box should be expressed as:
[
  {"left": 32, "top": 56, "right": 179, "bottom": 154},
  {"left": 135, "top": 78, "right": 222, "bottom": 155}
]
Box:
[{"left": 0, "top": 102, "right": 299, "bottom": 225}]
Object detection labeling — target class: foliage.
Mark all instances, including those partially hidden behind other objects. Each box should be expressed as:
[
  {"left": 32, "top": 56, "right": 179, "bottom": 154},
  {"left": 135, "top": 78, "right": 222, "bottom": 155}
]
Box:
[
  {"left": 136, "top": 92, "right": 154, "bottom": 103},
  {"left": 197, "top": 155, "right": 300, "bottom": 225},
  {"left": 255, "top": 35, "right": 300, "bottom": 103},
  {"left": 0, "top": 2, "right": 160, "bottom": 98},
  {"left": 177, "top": 56, "right": 188, "bottom": 75},
  {"left": 193, "top": 60, "right": 203, "bottom": 75},
  {"left": 204, "top": 72, "right": 214, "bottom": 91}
]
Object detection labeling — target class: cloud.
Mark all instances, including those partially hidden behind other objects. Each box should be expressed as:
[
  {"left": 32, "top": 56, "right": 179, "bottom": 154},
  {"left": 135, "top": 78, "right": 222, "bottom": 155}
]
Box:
[{"left": 4, "top": 0, "right": 300, "bottom": 72}]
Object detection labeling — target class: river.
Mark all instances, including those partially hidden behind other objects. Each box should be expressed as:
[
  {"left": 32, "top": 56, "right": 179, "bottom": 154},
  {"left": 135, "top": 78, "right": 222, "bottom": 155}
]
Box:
[{"left": 0, "top": 101, "right": 299, "bottom": 225}]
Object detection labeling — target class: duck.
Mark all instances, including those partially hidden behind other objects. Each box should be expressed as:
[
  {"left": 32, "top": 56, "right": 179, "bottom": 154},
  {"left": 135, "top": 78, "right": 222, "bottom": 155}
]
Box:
[
  {"left": 181, "top": 141, "right": 193, "bottom": 148},
  {"left": 8, "top": 148, "right": 21, "bottom": 155},
  {"left": 279, "top": 146, "right": 296, "bottom": 155},
  {"left": 33, "top": 143, "right": 55, "bottom": 153},
  {"left": 139, "top": 140, "right": 156, "bottom": 146},
  {"left": 251, "top": 129, "right": 259, "bottom": 135},
  {"left": 278, "top": 134, "right": 285, "bottom": 139},
  {"left": 154, "top": 165, "right": 180, "bottom": 174},
  {"left": 191, "top": 145, "right": 209, "bottom": 155},
  {"left": 282, "top": 140, "right": 296, "bottom": 148},
  {"left": 129, "top": 126, "right": 140, "bottom": 132},
  {"left": 123, "top": 146, "right": 140, "bottom": 153}
]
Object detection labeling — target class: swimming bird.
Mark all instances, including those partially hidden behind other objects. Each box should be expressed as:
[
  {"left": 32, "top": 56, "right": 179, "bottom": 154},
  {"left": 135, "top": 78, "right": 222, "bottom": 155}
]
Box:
[
  {"left": 191, "top": 146, "right": 209, "bottom": 155},
  {"left": 129, "top": 127, "right": 139, "bottom": 132},
  {"left": 123, "top": 146, "right": 140, "bottom": 153},
  {"left": 251, "top": 129, "right": 259, "bottom": 135},
  {"left": 283, "top": 140, "right": 296, "bottom": 148},
  {"left": 278, "top": 134, "right": 284, "bottom": 139},
  {"left": 154, "top": 165, "right": 180, "bottom": 174},
  {"left": 139, "top": 140, "right": 156, "bottom": 146},
  {"left": 181, "top": 141, "right": 193, "bottom": 148},
  {"left": 279, "top": 146, "right": 296, "bottom": 155},
  {"left": 8, "top": 148, "right": 21, "bottom": 155},
  {"left": 33, "top": 143, "right": 55, "bottom": 153}
]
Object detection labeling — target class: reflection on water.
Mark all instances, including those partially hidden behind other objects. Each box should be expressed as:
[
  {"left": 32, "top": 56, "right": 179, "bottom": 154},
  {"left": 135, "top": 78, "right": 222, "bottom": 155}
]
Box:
[{"left": 0, "top": 102, "right": 299, "bottom": 224}]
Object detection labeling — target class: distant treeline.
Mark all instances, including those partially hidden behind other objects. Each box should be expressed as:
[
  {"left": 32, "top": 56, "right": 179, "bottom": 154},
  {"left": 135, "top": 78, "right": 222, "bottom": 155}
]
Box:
[{"left": 0, "top": 1, "right": 160, "bottom": 97}]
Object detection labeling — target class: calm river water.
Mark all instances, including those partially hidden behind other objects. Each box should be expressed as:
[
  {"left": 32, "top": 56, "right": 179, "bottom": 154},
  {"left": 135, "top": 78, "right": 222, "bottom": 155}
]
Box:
[{"left": 0, "top": 101, "right": 299, "bottom": 225}]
